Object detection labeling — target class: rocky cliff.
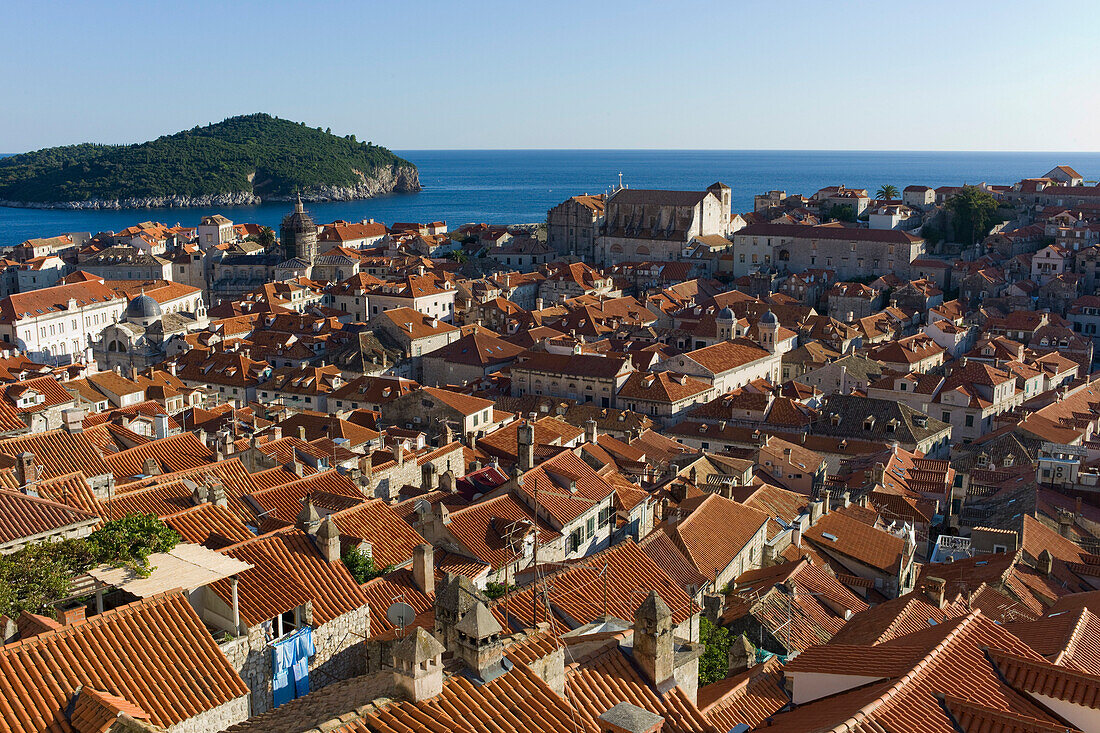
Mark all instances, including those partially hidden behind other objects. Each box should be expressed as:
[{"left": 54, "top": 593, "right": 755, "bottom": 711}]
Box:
[{"left": 0, "top": 164, "right": 420, "bottom": 210}]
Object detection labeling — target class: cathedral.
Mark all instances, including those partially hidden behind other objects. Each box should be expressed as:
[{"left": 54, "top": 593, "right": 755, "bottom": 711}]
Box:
[{"left": 280, "top": 193, "right": 319, "bottom": 266}]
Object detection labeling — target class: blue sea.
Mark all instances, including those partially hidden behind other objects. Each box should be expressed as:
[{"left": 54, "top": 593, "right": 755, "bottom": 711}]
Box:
[{"left": 1, "top": 150, "right": 1099, "bottom": 248}]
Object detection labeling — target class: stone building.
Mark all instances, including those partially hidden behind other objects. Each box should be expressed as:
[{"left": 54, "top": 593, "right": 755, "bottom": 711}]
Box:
[
  {"left": 595, "top": 183, "right": 731, "bottom": 265},
  {"left": 731, "top": 222, "right": 925, "bottom": 280},
  {"left": 94, "top": 292, "right": 201, "bottom": 371},
  {"left": 546, "top": 193, "right": 605, "bottom": 258},
  {"left": 281, "top": 194, "right": 319, "bottom": 268},
  {"left": 210, "top": 517, "right": 370, "bottom": 716}
]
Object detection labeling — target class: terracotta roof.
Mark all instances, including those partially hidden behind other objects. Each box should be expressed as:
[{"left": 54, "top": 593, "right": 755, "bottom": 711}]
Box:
[
  {"left": 0, "top": 280, "right": 121, "bottom": 323},
  {"left": 162, "top": 502, "right": 254, "bottom": 547},
  {"left": 213, "top": 528, "right": 368, "bottom": 626},
  {"left": 803, "top": 507, "right": 910, "bottom": 573},
  {"left": 656, "top": 493, "right": 768, "bottom": 583},
  {"left": 444, "top": 492, "right": 561, "bottom": 571},
  {"left": 419, "top": 386, "right": 495, "bottom": 416},
  {"left": 0, "top": 592, "right": 247, "bottom": 733},
  {"left": 698, "top": 658, "right": 789, "bottom": 731},
  {"left": 104, "top": 432, "right": 216, "bottom": 482},
  {"left": 515, "top": 449, "right": 616, "bottom": 527},
  {"left": 0, "top": 429, "right": 111, "bottom": 481},
  {"left": 327, "top": 499, "right": 427, "bottom": 568},
  {"left": 618, "top": 370, "right": 713, "bottom": 403},
  {"left": 0, "top": 489, "right": 99, "bottom": 546},
  {"left": 494, "top": 540, "right": 698, "bottom": 630},
  {"left": 565, "top": 639, "right": 714, "bottom": 733},
  {"left": 679, "top": 338, "right": 773, "bottom": 374}
]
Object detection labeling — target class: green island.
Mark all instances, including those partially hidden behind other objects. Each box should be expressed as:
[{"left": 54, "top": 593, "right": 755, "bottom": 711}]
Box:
[{"left": 0, "top": 113, "right": 419, "bottom": 207}]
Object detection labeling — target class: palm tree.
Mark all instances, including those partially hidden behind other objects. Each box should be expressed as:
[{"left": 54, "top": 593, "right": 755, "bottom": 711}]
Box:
[{"left": 877, "top": 184, "right": 899, "bottom": 201}]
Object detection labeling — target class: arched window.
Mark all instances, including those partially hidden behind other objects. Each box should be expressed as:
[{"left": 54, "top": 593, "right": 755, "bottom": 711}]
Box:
[{"left": 778, "top": 250, "right": 790, "bottom": 261}]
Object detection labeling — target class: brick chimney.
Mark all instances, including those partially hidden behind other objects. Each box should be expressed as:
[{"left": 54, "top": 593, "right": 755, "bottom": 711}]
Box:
[
  {"left": 56, "top": 604, "right": 86, "bottom": 626},
  {"left": 413, "top": 543, "right": 435, "bottom": 597},
  {"left": 925, "top": 576, "right": 946, "bottom": 609},
  {"left": 15, "top": 452, "right": 36, "bottom": 489}
]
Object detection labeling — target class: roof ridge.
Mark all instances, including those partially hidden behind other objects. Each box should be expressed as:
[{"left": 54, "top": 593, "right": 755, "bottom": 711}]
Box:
[
  {"left": 826, "top": 611, "right": 983, "bottom": 732},
  {"left": 0, "top": 590, "right": 181, "bottom": 651}
]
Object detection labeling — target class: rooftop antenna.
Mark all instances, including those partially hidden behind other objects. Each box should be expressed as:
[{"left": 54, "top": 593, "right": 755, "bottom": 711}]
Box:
[{"left": 386, "top": 599, "right": 416, "bottom": 638}]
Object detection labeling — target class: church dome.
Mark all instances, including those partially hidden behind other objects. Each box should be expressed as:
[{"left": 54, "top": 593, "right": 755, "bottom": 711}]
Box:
[
  {"left": 717, "top": 306, "right": 735, "bottom": 323},
  {"left": 759, "top": 309, "right": 778, "bottom": 326},
  {"left": 126, "top": 293, "right": 162, "bottom": 323}
]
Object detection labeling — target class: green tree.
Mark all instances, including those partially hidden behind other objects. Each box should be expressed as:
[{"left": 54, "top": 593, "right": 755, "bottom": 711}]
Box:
[
  {"left": 947, "top": 185, "right": 1000, "bottom": 247},
  {"left": 699, "top": 617, "right": 733, "bottom": 685},
  {"left": 245, "top": 226, "right": 276, "bottom": 250},
  {"left": 87, "top": 514, "right": 181, "bottom": 577},
  {"left": 827, "top": 204, "right": 856, "bottom": 223},
  {"left": 0, "top": 543, "right": 78, "bottom": 618},
  {"left": 484, "top": 582, "right": 514, "bottom": 600},
  {"left": 342, "top": 546, "right": 391, "bottom": 583},
  {"left": 876, "top": 184, "right": 899, "bottom": 200}
]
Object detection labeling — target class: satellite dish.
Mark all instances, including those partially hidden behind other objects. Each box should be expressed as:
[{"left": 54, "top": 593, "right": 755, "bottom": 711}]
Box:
[{"left": 386, "top": 602, "right": 416, "bottom": 630}]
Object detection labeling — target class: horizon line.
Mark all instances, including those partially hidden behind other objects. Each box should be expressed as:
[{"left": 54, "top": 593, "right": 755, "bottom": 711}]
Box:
[{"left": 4, "top": 147, "right": 1100, "bottom": 156}]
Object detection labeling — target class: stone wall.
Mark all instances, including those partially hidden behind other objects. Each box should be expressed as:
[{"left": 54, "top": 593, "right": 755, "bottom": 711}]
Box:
[
  {"left": 218, "top": 605, "right": 370, "bottom": 718},
  {"left": 167, "top": 695, "right": 249, "bottom": 733},
  {"left": 369, "top": 444, "right": 464, "bottom": 501}
]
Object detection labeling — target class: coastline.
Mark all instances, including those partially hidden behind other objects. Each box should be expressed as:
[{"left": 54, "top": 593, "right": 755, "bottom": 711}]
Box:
[{"left": 0, "top": 164, "right": 420, "bottom": 211}]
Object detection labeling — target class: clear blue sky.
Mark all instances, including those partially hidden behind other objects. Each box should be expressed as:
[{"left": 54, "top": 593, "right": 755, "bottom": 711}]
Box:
[{"left": 3, "top": 0, "right": 1097, "bottom": 152}]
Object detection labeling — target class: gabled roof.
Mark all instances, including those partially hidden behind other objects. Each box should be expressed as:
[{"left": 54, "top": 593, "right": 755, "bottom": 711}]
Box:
[
  {"left": 0, "top": 489, "right": 100, "bottom": 546},
  {"left": 0, "top": 592, "right": 247, "bottom": 733}
]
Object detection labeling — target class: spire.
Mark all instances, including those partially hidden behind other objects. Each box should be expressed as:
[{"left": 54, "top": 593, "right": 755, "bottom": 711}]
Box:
[{"left": 295, "top": 189, "right": 304, "bottom": 213}]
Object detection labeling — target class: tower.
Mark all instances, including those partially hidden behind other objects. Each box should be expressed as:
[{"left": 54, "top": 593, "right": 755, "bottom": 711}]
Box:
[
  {"left": 716, "top": 306, "right": 736, "bottom": 341},
  {"left": 759, "top": 309, "right": 780, "bottom": 353},
  {"left": 280, "top": 193, "right": 318, "bottom": 264}
]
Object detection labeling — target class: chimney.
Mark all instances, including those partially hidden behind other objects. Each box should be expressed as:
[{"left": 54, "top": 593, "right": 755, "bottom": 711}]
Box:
[
  {"left": 585, "top": 418, "right": 598, "bottom": 444},
  {"left": 296, "top": 494, "right": 320, "bottom": 533},
  {"left": 633, "top": 591, "right": 673, "bottom": 688},
  {"left": 292, "top": 460, "right": 305, "bottom": 477},
  {"left": 392, "top": 627, "right": 446, "bottom": 703},
  {"left": 792, "top": 525, "right": 802, "bottom": 548},
  {"left": 1058, "top": 509, "right": 1074, "bottom": 538},
  {"left": 454, "top": 600, "right": 505, "bottom": 680},
  {"left": 393, "top": 441, "right": 405, "bottom": 466},
  {"left": 298, "top": 425, "right": 307, "bottom": 441},
  {"left": 422, "top": 461, "right": 438, "bottom": 491},
  {"left": 62, "top": 408, "right": 84, "bottom": 435},
  {"left": 1038, "top": 549, "right": 1053, "bottom": 577},
  {"left": 315, "top": 514, "right": 341, "bottom": 563},
  {"left": 925, "top": 576, "right": 946, "bottom": 609},
  {"left": 842, "top": 490, "right": 851, "bottom": 509},
  {"left": 821, "top": 488, "right": 831, "bottom": 515},
  {"left": 517, "top": 421, "right": 535, "bottom": 472},
  {"left": 272, "top": 426, "right": 283, "bottom": 440},
  {"left": 207, "top": 477, "right": 227, "bottom": 508},
  {"left": 15, "top": 452, "right": 36, "bottom": 489},
  {"left": 727, "top": 634, "right": 755, "bottom": 677},
  {"left": 56, "top": 605, "right": 86, "bottom": 626},
  {"left": 598, "top": 703, "right": 665, "bottom": 733},
  {"left": 440, "top": 468, "right": 455, "bottom": 494},
  {"left": 141, "top": 457, "right": 160, "bottom": 477},
  {"left": 413, "top": 543, "right": 435, "bottom": 596}
]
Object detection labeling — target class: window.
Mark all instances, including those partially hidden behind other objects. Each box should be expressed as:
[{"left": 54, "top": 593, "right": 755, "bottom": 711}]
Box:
[
  {"left": 964, "top": 415, "right": 974, "bottom": 428},
  {"left": 942, "top": 411, "right": 950, "bottom": 422}
]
